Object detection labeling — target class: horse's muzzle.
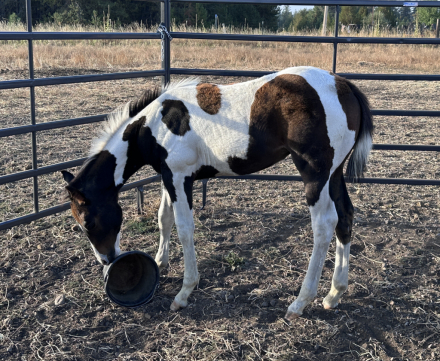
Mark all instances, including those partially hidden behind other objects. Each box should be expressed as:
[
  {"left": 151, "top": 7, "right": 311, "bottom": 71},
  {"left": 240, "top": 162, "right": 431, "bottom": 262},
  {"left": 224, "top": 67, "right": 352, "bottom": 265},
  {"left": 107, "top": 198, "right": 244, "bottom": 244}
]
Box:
[{"left": 105, "top": 249, "right": 117, "bottom": 264}]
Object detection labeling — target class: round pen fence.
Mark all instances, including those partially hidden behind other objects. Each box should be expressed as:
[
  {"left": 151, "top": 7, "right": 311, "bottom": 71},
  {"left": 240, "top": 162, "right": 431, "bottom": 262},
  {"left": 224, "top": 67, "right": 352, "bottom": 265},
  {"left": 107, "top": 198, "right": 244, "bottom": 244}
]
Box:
[{"left": 1, "top": 0, "right": 439, "bottom": 231}]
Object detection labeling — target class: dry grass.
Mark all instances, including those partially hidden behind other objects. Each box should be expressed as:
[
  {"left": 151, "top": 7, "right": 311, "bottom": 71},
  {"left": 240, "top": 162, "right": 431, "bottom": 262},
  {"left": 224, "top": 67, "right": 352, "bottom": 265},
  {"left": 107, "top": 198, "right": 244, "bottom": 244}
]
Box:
[
  {"left": 1, "top": 20, "right": 440, "bottom": 361},
  {"left": 1, "top": 21, "right": 440, "bottom": 75}
]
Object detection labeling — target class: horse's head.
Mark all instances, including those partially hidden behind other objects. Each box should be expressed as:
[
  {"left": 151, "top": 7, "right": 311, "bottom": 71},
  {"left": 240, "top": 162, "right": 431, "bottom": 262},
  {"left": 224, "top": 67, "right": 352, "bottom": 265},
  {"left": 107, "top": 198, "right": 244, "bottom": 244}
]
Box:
[{"left": 62, "top": 170, "right": 122, "bottom": 265}]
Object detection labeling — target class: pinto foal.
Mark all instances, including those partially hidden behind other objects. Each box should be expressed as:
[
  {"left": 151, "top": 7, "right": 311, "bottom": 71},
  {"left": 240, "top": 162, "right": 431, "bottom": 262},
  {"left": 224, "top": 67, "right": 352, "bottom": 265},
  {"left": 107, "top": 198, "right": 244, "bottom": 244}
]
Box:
[{"left": 62, "top": 66, "right": 373, "bottom": 319}]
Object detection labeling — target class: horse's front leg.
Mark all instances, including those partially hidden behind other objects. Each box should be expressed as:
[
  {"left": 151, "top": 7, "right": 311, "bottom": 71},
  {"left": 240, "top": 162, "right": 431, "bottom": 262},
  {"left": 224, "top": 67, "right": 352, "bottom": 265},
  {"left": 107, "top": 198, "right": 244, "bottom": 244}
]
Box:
[
  {"left": 155, "top": 183, "right": 174, "bottom": 271},
  {"left": 167, "top": 175, "right": 199, "bottom": 311}
]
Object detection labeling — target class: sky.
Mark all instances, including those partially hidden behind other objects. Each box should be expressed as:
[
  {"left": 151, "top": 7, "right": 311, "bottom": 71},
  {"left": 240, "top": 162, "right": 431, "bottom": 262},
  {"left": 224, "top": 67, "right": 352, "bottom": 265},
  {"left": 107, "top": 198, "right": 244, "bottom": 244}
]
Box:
[{"left": 289, "top": 5, "right": 314, "bottom": 13}]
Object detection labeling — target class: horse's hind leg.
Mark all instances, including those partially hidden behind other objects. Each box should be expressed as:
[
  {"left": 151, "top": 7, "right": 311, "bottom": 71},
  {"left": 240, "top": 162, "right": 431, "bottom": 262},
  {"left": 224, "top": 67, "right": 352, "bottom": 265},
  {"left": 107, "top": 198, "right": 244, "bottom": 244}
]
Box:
[
  {"left": 323, "top": 165, "right": 354, "bottom": 309},
  {"left": 286, "top": 177, "right": 338, "bottom": 319},
  {"left": 155, "top": 183, "right": 175, "bottom": 271}
]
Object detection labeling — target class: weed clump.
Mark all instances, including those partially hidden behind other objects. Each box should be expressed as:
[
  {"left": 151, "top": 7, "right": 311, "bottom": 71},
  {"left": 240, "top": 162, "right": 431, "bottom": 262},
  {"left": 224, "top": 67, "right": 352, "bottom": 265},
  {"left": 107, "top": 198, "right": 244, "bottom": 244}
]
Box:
[{"left": 223, "top": 250, "right": 245, "bottom": 271}]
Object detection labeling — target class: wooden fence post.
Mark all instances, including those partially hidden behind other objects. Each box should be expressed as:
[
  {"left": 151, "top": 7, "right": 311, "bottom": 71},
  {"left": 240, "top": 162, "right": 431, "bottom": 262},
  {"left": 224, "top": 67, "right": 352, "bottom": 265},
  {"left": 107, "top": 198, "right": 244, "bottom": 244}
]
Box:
[
  {"left": 322, "top": 6, "right": 329, "bottom": 35},
  {"left": 436, "top": 18, "right": 439, "bottom": 39}
]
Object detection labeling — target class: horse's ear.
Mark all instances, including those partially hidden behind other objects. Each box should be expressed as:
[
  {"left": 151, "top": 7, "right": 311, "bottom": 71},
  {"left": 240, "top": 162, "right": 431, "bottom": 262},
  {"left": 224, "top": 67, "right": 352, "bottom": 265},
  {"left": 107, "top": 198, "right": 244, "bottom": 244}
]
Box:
[
  {"left": 65, "top": 185, "right": 88, "bottom": 205},
  {"left": 62, "top": 170, "right": 75, "bottom": 184}
]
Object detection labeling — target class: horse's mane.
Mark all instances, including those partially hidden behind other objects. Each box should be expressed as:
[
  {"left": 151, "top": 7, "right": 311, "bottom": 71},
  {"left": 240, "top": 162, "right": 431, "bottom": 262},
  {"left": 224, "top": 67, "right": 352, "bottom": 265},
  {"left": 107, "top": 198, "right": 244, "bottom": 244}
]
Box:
[
  {"left": 88, "top": 78, "right": 200, "bottom": 157},
  {"left": 163, "top": 77, "right": 200, "bottom": 93}
]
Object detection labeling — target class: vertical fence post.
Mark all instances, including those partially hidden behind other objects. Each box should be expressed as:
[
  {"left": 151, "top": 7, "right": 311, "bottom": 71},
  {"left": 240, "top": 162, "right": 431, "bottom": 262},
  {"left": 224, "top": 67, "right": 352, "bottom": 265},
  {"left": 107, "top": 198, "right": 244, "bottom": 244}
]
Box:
[
  {"left": 332, "top": 5, "right": 340, "bottom": 74},
  {"left": 161, "top": 0, "right": 171, "bottom": 88},
  {"left": 436, "top": 18, "right": 439, "bottom": 39},
  {"left": 26, "top": 0, "right": 39, "bottom": 213},
  {"left": 322, "top": 6, "right": 329, "bottom": 36},
  {"left": 201, "top": 179, "right": 208, "bottom": 210},
  {"left": 136, "top": 186, "right": 144, "bottom": 215}
]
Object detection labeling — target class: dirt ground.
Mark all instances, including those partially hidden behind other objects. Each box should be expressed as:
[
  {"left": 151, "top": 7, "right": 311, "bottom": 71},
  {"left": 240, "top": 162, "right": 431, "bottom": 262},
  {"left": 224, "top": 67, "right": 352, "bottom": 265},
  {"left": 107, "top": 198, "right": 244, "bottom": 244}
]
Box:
[{"left": 1, "top": 66, "right": 440, "bottom": 361}]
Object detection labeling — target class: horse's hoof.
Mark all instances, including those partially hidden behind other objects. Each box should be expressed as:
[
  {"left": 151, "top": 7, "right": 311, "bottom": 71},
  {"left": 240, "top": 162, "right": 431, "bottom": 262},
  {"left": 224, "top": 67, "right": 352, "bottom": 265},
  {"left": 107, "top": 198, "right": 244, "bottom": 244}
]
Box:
[
  {"left": 155, "top": 261, "right": 168, "bottom": 272},
  {"left": 170, "top": 300, "right": 186, "bottom": 311},
  {"left": 284, "top": 311, "right": 301, "bottom": 321},
  {"left": 322, "top": 297, "right": 338, "bottom": 310},
  {"left": 158, "top": 265, "right": 168, "bottom": 274},
  {"left": 170, "top": 301, "right": 180, "bottom": 311},
  {"left": 323, "top": 302, "right": 336, "bottom": 310}
]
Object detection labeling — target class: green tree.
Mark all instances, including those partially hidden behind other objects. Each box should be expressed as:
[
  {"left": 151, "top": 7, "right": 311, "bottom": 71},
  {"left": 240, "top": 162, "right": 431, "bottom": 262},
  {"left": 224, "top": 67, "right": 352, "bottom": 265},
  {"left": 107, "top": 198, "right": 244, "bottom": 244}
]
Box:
[
  {"left": 340, "top": 6, "right": 364, "bottom": 25},
  {"left": 0, "top": 1, "right": 278, "bottom": 31},
  {"left": 1, "top": 0, "right": 26, "bottom": 23},
  {"left": 8, "top": 12, "right": 22, "bottom": 24},
  {"left": 52, "top": 1, "right": 84, "bottom": 25},
  {"left": 417, "top": 6, "right": 440, "bottom": 26},
  {"left": 290, "top": 9, "right": 309, "bottom": 31},
  {"left": 1, "top": 0, "right": 161, "bottom": 27},
  {"left": 290, "top": 6, "right": 334, "bottom": 31},
  {"left": 378, "top": 6, "right": 398, "bottom": 26},
  {"left": 195, "top": 3, "right": 208, "bottom": 29},
  {"left": 278, "top": 6, "right": 294, "bottom": 30},
  {"left": 396, "top": 6, "right": 414, "bottom": 27},
  {"left": 171, "top": 3, "right": 279, "bottom": 30}
]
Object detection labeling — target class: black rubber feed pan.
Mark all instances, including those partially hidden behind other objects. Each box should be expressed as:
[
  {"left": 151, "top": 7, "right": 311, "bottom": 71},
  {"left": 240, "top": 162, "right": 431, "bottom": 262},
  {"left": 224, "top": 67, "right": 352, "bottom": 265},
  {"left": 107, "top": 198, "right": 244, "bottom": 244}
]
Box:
[{"left": 103, "top": 251, "right": 159, "bottom": 307}]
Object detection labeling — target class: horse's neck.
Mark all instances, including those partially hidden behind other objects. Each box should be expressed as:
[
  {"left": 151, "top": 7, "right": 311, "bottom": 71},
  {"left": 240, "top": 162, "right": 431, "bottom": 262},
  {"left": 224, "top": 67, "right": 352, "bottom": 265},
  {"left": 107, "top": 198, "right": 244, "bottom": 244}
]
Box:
[
  {"left": 98, "top": 116, "right": 149, "bottom": 187},
  {"left": 121, "top": 117, "right": 152, "bottom": 186},
  {"left": 77, "top": 150, "right": 123, "bottom": 194}
]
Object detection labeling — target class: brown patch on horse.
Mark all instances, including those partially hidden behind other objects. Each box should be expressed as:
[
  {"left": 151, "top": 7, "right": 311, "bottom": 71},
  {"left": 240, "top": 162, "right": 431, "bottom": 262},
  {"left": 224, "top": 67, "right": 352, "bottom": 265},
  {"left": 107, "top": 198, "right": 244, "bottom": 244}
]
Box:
[
  {"left": 196, "top": 83, "right": 221, "bottom": 115},
  {"left": 333, "top": 75, "right": 361, "bottom": 136},
  {"left": 69, "top": 198, "right": 85, "bottom": 226},
  {"left": 65, "top": 186, "right": 87, "bottom": 225},
  {"left": 228, "top": 74, "right": 333, "bottom": 206}
]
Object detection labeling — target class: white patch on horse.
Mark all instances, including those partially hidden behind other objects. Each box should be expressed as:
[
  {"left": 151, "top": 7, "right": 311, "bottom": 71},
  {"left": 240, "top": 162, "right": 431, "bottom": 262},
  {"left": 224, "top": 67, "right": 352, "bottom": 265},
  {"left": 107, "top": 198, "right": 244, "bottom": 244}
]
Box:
[
  {"left": 149, "top": 72, "right": 280, "bottom": 176},
  {"left": 155, "top": 186, "right": 174, "bottom": 270},
  {"left": 284, "top": 67, "right": 357, "bottom": 174},
  {"left": 89, "top": 241, "right": 109, "bottom": 264},
  {"left": 349, "top": 131, "right": 373, "bottom": 179},
  {"left": 323, "top": 240, "right": 350, "bottom": 309},
  {"left": 169, "top": 175, "right": 198, "bottom": 310},
  {"left": 89, "top": 78, "right": 199, "bottom": 158},
  {"left": 114, "top": 232, "right": 121, "bottom": 258},
  {"left": 286, "top": 181, "right": 338, "bottom": 316},
  {"left": 88, "top": 232, "right": 121, "bottom": 265},
  {"left": 88, "top": 79, "right": 203, "bottom": 186}
]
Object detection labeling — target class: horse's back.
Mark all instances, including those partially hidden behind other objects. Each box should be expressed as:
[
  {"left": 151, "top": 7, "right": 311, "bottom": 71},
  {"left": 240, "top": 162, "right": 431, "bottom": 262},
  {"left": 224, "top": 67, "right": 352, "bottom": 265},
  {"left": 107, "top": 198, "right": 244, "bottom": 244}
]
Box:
[{"left": 156, "top": 67, "right": 360, "bottom": 177}]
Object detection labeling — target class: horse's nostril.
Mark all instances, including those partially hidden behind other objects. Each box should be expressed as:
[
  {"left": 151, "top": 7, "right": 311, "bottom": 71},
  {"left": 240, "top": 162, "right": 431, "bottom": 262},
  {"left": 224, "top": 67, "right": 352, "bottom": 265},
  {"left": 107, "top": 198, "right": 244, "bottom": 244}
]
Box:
[{"left": 108, "top": 250, "right": 116, "bottom": 264}]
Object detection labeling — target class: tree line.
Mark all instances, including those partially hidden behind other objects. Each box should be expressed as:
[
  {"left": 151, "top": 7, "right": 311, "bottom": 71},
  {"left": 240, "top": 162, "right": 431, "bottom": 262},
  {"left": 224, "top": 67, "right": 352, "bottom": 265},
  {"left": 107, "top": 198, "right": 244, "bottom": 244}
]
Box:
[
  {"left": 1, "top": 0, "right": 279, "bottom": 30},
  {"left": 279, "top": 5, "right": 440, "bottom": 32},
  {"left": 2, "top": 1, "right": 438, "bottom": 31}
]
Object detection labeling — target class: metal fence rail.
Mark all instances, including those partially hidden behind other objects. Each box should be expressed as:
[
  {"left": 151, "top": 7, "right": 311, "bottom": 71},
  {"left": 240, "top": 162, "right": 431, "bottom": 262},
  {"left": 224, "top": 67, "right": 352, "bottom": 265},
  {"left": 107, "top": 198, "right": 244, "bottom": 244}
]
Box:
[{"left": 1, "top": 0, "right": 439, "bottom": 231}]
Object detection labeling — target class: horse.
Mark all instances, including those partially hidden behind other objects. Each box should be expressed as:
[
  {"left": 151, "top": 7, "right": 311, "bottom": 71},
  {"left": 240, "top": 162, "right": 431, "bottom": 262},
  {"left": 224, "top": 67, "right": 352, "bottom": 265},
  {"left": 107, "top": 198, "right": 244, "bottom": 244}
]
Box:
[{"left": 62, "top": 66, "right": 373, "bottom": 319}]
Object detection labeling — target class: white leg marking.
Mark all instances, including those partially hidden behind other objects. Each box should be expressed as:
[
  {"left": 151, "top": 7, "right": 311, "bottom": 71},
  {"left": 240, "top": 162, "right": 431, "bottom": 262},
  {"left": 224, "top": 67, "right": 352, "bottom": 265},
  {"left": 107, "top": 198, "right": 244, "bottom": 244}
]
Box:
[
  {"left": 155, "top": 185, "right": 174, "bottom": 270},
  {"left": 286, "top": 182, "right": 338, "bottom": 319},
  {"left": 169, "top": 182, "right": 199, "bottom": 311},
  {"left": 323, "top": 240, "right": 350, "bottom": 309}
]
